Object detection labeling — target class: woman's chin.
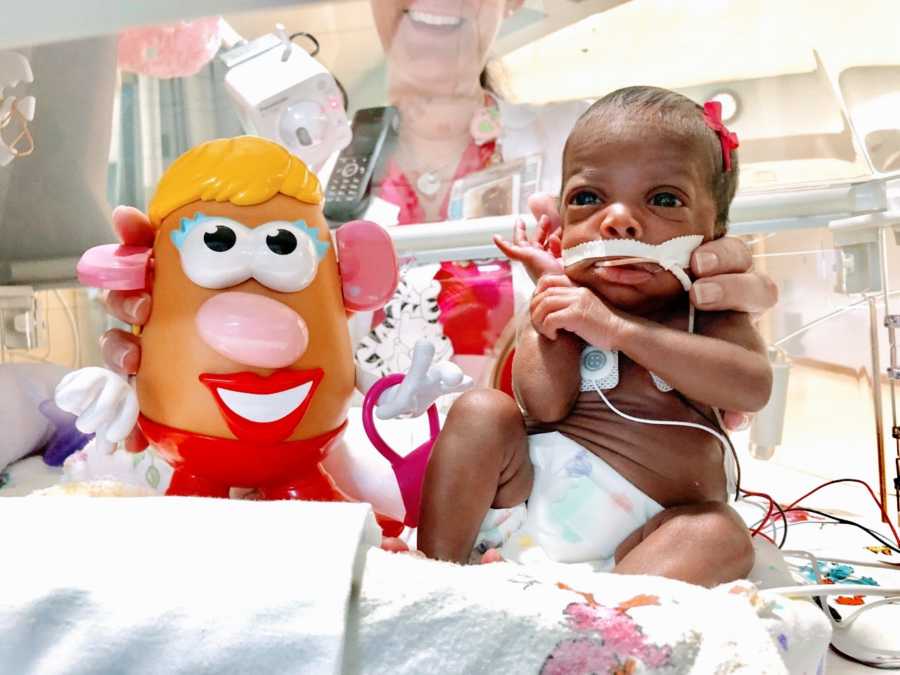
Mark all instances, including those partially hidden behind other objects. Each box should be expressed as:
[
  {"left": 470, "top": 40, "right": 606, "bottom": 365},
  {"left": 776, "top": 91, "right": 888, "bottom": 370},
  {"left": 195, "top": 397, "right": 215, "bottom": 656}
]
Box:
[{"left": 391, "top": 61, "right": 480, "bottom": 98}]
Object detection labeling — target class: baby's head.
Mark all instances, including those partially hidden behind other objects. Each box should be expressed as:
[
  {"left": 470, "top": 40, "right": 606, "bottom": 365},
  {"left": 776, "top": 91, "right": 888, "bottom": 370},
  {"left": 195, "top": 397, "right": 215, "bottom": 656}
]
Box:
[{"left": 560, "top": 86, "right": 739, "bottom": 311}]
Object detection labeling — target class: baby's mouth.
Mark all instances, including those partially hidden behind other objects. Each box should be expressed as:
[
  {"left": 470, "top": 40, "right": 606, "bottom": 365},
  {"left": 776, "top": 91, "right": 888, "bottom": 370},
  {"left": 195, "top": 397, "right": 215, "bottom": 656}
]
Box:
[
  {"left": 590, "top": 258, "right": 661, "bottom": 286},
  {"left": 593, "top": 259, "right": 661, "bottom": 274}
]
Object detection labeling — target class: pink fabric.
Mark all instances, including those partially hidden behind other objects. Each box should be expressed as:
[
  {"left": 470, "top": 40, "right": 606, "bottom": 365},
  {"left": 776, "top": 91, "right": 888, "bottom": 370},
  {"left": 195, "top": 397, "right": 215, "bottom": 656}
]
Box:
[
  {"left": 378, "top": 140, "right": 497, "bottom": 226},
  {"left": 118, "top": 17, "right": 223, "bottom": 79},
  {"left": 377, "top": 139, "right": 512, "bottom": 356},
  {"left": 195, "top": 292, "right": 308, "bottom": 369}
]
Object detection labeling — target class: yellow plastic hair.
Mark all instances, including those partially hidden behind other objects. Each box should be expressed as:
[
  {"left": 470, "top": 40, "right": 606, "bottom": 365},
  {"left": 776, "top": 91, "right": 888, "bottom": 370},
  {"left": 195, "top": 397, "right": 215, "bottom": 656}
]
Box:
[{"left": 148, "top": 136, "right": 322, "bottom": 227}]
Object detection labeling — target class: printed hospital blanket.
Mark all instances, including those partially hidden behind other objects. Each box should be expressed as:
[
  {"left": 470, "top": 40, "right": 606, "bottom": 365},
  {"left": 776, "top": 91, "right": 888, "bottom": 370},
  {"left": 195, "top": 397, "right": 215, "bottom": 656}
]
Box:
[{"left": 351, "top": 548, "right": 832, "bottom": 674}]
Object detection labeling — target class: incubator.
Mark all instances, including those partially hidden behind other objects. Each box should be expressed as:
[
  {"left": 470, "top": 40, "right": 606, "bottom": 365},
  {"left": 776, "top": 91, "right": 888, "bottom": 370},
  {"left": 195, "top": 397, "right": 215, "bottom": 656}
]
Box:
[{"left": 2, "top": 1, "right": 900, "bottom": 673}]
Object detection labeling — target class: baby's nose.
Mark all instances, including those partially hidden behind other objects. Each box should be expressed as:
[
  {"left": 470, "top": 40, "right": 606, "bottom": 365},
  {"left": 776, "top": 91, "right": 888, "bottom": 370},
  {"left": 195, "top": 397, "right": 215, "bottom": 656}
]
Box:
[
  {"left": 599, "top": 204, "right": 643, "bottom": 239},
  {"left": 195, "top": 292, "right": 308, "bottom": 369}
]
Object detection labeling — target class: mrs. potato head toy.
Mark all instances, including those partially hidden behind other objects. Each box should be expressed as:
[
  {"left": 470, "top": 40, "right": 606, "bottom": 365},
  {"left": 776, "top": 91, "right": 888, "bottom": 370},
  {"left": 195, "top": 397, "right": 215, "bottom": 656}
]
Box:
[{"left": 55, "top": 137, "right": 470, "bottom": 513}]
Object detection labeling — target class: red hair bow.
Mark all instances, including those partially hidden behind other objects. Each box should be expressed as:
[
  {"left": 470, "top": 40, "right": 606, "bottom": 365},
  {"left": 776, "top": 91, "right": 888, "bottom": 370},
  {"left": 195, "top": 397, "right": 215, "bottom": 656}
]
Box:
[{"left": 703, "top": 101, "right": 740, "bottom": 172}]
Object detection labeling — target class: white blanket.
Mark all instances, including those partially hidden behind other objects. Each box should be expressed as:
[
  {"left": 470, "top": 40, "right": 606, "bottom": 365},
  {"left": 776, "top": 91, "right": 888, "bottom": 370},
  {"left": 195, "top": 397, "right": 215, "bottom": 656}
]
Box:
[
  {"left": 0, "top": 498, "right": 381, "bottom": 675},
  {"left": 352, "top": 549, "right": 832, "bottom": 674}
]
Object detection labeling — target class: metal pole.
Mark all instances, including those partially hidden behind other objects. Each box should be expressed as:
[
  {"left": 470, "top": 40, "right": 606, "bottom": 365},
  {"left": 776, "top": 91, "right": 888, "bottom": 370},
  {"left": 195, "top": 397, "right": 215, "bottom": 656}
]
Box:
[
  {"left": 869, "top": 295, "right": 890, "bottom": 522},
  {"left": 878, "top": 228, "right": 899, "bottom": 524}
]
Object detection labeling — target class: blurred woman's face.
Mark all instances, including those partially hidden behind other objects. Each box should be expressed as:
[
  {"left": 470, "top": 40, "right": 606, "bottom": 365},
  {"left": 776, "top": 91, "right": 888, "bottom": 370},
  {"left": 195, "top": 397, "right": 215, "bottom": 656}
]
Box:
[{"left": 370, "top": 0, "right": 516, "bottom": 97}]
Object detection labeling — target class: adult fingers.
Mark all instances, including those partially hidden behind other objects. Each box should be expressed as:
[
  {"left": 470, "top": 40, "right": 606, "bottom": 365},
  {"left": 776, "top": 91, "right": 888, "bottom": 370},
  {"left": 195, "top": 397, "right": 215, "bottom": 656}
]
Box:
[
  {"left": 527, "top": 192, "right": 562, "bottom": 232},
  {"left": 721, "top": 410, "right": 751, "bottom": 432},
  {"left": 112, "top": 205, "right": 155, "bottom": 248},
  {"left": 691, "top": 236, "right": 752, "bottom": 278},
  {"left": 690, "top": 272, "right": 779, "bottom": 314},
  {"left": 100, "top": 329, "right": 142, "bottom": 375},
  {"left": 104, "top": 290, "right": 151, "bottom": 325}
]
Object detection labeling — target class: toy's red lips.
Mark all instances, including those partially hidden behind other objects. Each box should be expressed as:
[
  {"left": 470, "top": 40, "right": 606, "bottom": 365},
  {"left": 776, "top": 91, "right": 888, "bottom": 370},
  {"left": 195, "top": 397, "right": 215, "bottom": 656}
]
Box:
[{"left": 199, "top": 369, "right": 324, "bottom": 444}]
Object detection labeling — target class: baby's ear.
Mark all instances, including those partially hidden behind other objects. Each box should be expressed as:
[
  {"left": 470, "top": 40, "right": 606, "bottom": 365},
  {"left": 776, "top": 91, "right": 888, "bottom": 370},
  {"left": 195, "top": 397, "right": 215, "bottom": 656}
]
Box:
[{"left": 334, "top": 220, "right": 398, "bottom": 312}]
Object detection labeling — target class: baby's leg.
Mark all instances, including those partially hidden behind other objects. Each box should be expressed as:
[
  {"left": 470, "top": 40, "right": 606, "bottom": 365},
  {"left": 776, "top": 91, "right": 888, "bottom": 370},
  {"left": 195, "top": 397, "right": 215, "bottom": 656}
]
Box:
[
  {"left": 417, "top": 389, "right": 533, "bottom": 564},
  {"left": 613, "top": 502, "right": 754, "bottom": 587}
]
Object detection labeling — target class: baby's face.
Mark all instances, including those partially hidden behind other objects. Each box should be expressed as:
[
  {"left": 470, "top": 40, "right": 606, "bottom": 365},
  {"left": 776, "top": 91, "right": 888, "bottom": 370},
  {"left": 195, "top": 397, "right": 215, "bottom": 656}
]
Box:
[{"left": 560, "top": 122, "right": 717, "bottom": 312}]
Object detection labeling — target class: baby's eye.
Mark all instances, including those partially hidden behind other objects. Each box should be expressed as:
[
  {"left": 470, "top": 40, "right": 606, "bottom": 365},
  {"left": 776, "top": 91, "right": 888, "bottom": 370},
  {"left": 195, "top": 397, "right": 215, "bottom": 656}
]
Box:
[
  {"left": 569, "top": 190, "right": 602, "bottom": 207},
  {"left": 649, "top": 192, "right": 684, "bottom": 208}
]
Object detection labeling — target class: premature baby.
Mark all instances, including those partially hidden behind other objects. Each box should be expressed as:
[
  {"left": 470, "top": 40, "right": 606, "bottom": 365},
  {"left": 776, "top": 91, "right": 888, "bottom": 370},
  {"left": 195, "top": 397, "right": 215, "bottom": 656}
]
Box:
[{"left": 417, "top": 86, "right": 771, "bottom": 588}]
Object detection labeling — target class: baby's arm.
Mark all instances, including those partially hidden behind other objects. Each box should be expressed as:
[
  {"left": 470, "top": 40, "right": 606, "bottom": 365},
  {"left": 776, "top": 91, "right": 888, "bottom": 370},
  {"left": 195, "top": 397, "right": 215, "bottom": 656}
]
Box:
[
  {"left": 512, "top": 313, "right": 583, "bottom": 423},
  {"left": 617, "top": 311, "right": 772, "bottom": 413}
]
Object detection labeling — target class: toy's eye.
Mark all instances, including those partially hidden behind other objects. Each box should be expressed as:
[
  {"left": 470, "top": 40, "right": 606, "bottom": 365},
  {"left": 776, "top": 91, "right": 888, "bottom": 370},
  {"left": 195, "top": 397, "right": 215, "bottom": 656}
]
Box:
[
  {"left": 204, "top": 225, "right": 238, "bottom": 253},
  {"left": 173, "top": 216, "right": 253, "bottom": 289},
  {"left": 265, "top": 229, "right": 298, "bottom": 255},
  {"left": 252, "top": 222, "right": 328, "bottom": 293}
]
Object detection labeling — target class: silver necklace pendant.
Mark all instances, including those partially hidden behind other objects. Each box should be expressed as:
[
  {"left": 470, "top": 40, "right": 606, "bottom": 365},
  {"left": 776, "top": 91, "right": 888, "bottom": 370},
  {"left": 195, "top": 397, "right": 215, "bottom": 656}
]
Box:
[{"left": 416, "top": 171, "right": 441, "bottom": 197}]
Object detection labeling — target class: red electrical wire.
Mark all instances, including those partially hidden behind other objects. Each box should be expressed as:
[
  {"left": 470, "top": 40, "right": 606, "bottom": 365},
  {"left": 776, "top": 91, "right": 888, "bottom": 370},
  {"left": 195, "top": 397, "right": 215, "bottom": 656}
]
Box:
[
  {"left": 752, "top": 478, "right": 900, "bottom": 547},
  {"left": 741, "top": 489, "right": 777, "bottom": 537}
]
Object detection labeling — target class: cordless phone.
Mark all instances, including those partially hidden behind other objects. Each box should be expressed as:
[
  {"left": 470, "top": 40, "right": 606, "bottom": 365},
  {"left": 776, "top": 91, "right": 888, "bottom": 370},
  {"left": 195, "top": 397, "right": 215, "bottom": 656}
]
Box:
[{"left": 324, "top": 106, "right": 397, "bottom": 224}]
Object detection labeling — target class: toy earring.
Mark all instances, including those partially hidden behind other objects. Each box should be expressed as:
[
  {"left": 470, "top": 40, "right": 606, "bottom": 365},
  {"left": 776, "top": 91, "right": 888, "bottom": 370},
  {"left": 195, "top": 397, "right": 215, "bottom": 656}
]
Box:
[
  {"left": 0, "top": 50, "right": 35, "bottom": 166},
  {"left": 0, "top": 99, "right": 35, "bottom": 158}
]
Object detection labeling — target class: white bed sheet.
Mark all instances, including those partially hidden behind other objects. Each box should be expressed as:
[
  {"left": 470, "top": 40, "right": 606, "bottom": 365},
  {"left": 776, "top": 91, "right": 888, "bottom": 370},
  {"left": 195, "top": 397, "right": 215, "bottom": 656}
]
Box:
[{"left": 0, "top": 420, "right": 837, "bottom": 674}]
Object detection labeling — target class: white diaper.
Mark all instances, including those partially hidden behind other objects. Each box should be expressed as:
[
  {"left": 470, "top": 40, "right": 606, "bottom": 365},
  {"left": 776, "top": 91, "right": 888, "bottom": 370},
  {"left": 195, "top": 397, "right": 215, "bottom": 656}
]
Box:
[{"left": 473, "top": 431, "right": 664, "bottom": 571}]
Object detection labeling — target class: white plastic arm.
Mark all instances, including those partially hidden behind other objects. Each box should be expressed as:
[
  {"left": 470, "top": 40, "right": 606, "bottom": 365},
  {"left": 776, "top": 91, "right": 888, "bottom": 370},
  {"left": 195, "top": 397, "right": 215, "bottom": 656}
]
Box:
[
  {"left": 374, "top": 341, "right": 473, "bottom": 420},
  {"left": 54, "top": 367, "right": 138, "bottom": 453}
]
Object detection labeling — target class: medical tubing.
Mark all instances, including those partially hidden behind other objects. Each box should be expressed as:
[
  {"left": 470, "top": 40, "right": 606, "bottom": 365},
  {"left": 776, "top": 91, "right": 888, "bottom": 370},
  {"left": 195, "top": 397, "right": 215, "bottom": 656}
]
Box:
[
  {"left": 785, "top": 507, "right": 900, "bottom": 553},
  {"left": 743, "top": 489, "right": 789, "bottom": 548},
  {"left": 742, "top": 493, "right": 783, "bottom": 544},
  {"left": 590, "top": 381, "right": 730, "bottom": 455},
  {"left": 753, "top": 478, "right": 900, "bottom": 547},
  {"left": 762, "top": 584, "right": 900, "bottom": 599},
  {"left": 773, "top": 289, "right": 900, "bottom": 349}
]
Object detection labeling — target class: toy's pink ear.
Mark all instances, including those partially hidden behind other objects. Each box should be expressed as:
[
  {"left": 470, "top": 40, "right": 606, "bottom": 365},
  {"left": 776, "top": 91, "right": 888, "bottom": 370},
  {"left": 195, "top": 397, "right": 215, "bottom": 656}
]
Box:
[
  {"left": 335, "top": 220, "right": 398, "bottom": 312},
  {"left": 76, "top": 244, "right": 152, "bottom": 290}
]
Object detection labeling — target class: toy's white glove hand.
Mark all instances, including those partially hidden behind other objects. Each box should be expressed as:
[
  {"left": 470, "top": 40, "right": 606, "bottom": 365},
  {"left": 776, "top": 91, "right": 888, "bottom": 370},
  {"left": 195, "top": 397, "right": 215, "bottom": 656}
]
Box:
[
  {"left": 376, "top": 341, "right": 473, "bottom": 420},
  {"left": 54, "top": 367, "right": 138, "bottom": 454}
]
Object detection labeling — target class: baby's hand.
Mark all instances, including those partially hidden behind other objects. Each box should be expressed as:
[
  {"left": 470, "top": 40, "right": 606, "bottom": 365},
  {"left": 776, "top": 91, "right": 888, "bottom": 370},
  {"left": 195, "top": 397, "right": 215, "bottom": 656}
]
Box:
[
  {"left": 530, "top": 275, "right": 623, "bottom": 349},
  {"left": 493, "top": 216, "right": 563, "bottom": 282}
]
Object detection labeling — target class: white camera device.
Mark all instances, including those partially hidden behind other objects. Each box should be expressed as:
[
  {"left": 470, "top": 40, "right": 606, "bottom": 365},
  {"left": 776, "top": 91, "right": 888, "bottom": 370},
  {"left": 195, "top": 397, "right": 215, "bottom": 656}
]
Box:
[{"left": 223, "top": 30, "right": 351, "bottom": 172}]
